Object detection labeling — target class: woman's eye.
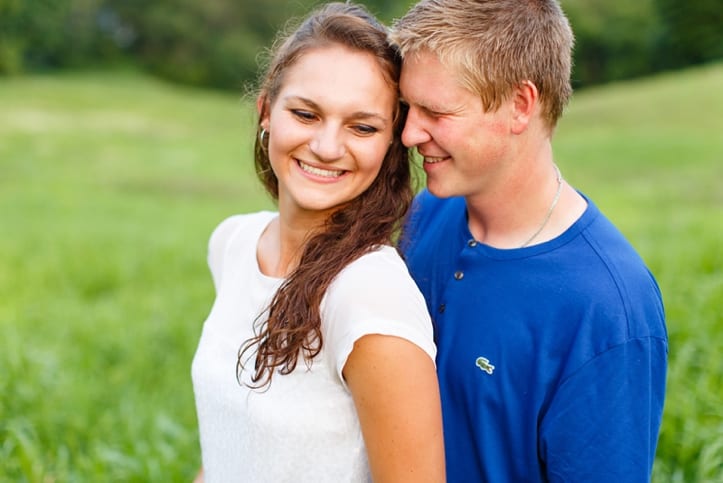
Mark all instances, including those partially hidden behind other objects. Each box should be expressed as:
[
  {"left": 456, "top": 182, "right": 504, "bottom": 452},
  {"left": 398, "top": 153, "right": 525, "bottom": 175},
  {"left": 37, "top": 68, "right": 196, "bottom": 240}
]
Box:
[
  {"left": 351, "top": 124, "right": 378, "bottom": 136},
  {"left": 291, "top": 109, "right": 316, "bottom": 121}
]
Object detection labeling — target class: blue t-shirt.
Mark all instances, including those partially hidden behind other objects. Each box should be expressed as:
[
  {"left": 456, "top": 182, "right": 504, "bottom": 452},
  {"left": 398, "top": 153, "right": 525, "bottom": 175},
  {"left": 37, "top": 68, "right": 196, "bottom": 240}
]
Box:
[{"left": 401, "top": 191, "right": 668, "bottom": 483}]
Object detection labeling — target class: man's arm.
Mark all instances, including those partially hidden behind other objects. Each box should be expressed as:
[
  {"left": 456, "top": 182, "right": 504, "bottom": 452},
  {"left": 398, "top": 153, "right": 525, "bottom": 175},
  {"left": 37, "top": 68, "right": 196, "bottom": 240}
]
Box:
[{"left": 540, "top": 337, "right": 668, "bottom": 482}]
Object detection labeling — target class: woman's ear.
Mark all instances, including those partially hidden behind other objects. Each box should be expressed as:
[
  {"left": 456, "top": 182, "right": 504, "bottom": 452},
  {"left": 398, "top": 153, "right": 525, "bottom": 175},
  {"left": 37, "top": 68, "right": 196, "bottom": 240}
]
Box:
[
  {"left": 510, "top": 80, "right": 539, "bottom": 135},
  {"left": 257, "top": 94, "right": 270, "bottom": 130}
]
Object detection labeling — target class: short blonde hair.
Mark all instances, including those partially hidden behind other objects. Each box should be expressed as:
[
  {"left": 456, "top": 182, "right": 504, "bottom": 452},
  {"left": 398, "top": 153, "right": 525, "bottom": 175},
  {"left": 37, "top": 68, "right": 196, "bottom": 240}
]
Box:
[{"left": 391, "top": 0, "right": 574, "bottom": 129}]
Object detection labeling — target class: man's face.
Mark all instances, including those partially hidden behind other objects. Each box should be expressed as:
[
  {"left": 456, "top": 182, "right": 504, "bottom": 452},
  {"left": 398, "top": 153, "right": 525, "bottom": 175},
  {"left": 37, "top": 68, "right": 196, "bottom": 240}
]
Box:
[{"left": 400, "top": 50, "right": 512, "bottom": 200}]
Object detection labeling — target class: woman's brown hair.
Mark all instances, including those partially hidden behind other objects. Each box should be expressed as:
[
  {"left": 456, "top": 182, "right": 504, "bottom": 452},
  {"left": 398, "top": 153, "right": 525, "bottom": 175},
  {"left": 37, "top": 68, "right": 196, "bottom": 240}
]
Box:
[{"left": 238, "top": 2, "right": 411, "bottom": 388}]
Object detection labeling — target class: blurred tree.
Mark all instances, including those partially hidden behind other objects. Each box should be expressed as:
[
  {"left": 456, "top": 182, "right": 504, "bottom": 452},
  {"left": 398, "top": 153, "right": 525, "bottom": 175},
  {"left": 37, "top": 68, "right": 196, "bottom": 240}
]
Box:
[
  {"left": 0, "top": 0, "right": 116, "bottom": 74},
  {"left": 562, "top": 0, "right": 662, "bottom": 86},
  {"left": 0, "top": 0, "right": 26, "bottom": 73},
  {"left": 2, "top": 0, "right": 718, "bottom": 90},
  {"left": 653, "top": 0, "right": 723, "bottom": 69},
  {"left": 106, "top": 0, "right": 272, "bottom": 88},
  {"left": 104, "top": 0, "right": 415, "bottom": 90},
  {"left": 361, "top": 0, "right": 414, "bottom": 21}
]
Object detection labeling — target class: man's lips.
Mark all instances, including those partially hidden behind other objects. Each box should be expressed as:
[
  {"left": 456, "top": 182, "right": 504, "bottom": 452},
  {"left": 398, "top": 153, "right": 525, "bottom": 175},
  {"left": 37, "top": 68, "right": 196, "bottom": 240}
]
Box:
[{"left": 422, "top": 155, "right": 448, "bottom": 164}]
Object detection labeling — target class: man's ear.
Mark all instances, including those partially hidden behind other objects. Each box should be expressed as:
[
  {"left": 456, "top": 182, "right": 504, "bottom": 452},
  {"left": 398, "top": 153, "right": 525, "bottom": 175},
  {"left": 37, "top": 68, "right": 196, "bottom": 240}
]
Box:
[{"left": 510, "top": 81, "right": 538, "bottom": 134}]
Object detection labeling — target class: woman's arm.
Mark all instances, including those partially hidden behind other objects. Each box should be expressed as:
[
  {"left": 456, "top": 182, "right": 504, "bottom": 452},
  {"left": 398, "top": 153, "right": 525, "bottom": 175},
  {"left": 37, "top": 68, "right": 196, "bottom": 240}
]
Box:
[
  {"left": 193, "top": 467, "right": 203, "bottom": 483},
  {"left": 344, "top": 334, "right": 446, "bottom": 483}
]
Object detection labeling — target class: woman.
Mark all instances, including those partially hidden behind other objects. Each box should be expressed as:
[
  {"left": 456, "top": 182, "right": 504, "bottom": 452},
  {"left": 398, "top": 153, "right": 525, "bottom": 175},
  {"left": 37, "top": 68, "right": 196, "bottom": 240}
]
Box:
[{"left": 191, "top": 3, "right": 445, "bottom": 482}]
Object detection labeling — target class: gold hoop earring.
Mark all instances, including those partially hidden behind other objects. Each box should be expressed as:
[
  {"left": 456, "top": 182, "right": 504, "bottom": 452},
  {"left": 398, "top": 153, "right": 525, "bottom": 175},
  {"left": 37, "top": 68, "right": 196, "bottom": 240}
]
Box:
[{"left": 259, "top": 128, "right": 269, "bottom": 145}]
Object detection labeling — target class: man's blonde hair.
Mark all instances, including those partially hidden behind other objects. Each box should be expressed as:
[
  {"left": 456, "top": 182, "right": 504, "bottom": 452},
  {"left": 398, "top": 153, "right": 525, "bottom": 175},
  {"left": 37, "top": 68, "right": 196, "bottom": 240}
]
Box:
[{"left": 391, "top": 0, "right": 574, "bottom": 129}]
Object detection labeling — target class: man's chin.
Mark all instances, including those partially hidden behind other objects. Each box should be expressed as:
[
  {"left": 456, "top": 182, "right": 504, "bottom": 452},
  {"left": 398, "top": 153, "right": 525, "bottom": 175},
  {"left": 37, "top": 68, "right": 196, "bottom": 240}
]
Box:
[{"left": 426, "top": 181, "right": 457, "bottom": 199}]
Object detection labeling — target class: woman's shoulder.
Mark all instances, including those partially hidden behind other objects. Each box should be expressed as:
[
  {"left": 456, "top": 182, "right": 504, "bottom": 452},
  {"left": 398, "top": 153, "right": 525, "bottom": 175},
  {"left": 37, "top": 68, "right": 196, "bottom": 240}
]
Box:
[
  {"left": 339, "top": 245, "right": 407, "bottom": 280},
  {"left": 210, "top": 211, "right": 277, "bottom": 238},
  {"left": 206, "top": 211, "right": 276, "bottom": 287},
  {"left": 327, "top": 245, "right": 422, "bottom": 305},
  {"left": 209, "top": 211, "right": 276, "bottom": 253},
  {"left": 322, "top": 245, "right": 436, "bottom": 370}
]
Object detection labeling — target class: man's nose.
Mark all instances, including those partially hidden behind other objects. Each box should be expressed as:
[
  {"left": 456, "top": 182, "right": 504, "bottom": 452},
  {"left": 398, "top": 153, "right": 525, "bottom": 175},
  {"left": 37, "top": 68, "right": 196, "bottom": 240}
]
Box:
[{"left": 401, "top": 107, "right": 432, "bottom": 148}]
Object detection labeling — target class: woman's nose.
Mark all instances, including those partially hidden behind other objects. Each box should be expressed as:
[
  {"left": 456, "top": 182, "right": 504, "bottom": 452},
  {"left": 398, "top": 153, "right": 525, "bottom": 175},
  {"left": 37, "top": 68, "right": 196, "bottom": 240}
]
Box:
[{"left": 309, "top": 124, "right": 346, "bottom": 161}]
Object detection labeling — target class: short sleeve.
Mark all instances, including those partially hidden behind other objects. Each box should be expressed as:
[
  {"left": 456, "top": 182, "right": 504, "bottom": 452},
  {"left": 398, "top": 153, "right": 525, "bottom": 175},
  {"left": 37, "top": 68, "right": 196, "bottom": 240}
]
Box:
[
  {"left": 207, "top": 215, "right": 245, "bottom": 291},
  {"left": 321, "top": 246, "right": 436, "bottom": 390},
  {"left": 539, "top": 336, "right": 668, "bottom": 482}
]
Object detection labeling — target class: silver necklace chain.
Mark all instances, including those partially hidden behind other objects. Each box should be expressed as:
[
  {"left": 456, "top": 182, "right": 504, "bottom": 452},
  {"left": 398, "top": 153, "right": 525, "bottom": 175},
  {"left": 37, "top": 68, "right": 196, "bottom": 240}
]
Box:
[{"left": 519, "top": 164, "right": 563, "bottom": 248}]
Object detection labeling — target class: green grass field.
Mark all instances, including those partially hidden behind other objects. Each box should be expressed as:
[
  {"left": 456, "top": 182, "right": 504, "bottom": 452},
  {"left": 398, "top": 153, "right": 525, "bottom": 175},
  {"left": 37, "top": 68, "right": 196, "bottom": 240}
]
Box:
[{"left": 1, "top": 63, "right": 721, "bottom": 481}]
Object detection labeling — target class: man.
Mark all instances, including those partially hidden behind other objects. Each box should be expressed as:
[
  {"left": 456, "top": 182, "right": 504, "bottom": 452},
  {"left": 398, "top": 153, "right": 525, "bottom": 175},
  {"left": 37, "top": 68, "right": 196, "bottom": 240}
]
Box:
[{"left": 391, "top": 1, "right": 668, "bottom": 481}]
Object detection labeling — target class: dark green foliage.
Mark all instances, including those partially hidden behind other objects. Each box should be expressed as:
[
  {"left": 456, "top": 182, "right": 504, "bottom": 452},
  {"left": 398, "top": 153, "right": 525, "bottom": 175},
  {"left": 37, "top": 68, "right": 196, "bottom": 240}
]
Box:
[
  {"left": 104, "top": 0, "right": 412, "bottom": 89},
  {"left": 30, "top": 0, "right": 98, "bottom": 67},
  {"left": 0, "top": 0, "right": 121, "bottom": 74},
  {"left": 0, "top": 0, "right": 412, "bottom": 87},
  {"left": 0, "top": 0, "right": 720, "bottom": 89},
  {"left": 562, "top": 0, "right": 723, "bottom": 85},
  {"left": 105, "top": 0, "right": 305, "bottom": 89},
  {"left": 562, "top": 0, "right": 663, "bottom": 86},
  {"left": 653, "top": 0, "right": 723, "bottom": 69}
]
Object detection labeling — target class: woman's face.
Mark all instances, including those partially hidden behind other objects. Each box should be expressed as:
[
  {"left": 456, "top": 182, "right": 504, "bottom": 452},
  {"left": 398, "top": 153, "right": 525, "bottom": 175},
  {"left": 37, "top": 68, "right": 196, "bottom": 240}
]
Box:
[{"left": 260, "top": 44, "right": 396, "bottom": 221}]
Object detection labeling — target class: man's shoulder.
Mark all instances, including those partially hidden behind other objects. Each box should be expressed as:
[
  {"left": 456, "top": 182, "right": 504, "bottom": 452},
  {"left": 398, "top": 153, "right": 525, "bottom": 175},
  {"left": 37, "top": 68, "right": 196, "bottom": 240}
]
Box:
[
  {"left": 401, "top": 192, "right": 464, "bottom": 256},
  {"left": 573, "top": 201, "right": 666, "bottom": 340},
  {"left": 413, "top": 189, "right": 463, "bottom": 210},
  {"left": 407, "top": 191, "right": 465, "bottom": 231},
  {"left": 580, "top": 204, "right": 658, "bottom": 288}
]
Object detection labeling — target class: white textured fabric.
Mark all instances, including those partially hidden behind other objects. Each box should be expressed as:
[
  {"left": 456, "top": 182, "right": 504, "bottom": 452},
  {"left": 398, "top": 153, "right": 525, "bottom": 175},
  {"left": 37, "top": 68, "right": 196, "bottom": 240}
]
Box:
[{"left": 191, "top": 212, "right": 436, "bottom": 483}]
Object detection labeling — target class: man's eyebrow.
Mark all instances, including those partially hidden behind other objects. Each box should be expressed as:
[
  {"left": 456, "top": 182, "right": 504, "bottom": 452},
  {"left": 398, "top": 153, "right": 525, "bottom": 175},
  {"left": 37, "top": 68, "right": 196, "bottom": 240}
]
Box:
[
  {"left": 400, "top": 96, "right": 445, "bottom": 113},
  {"left": 407, "top": 99, "right": 464, "bottom": 116}
]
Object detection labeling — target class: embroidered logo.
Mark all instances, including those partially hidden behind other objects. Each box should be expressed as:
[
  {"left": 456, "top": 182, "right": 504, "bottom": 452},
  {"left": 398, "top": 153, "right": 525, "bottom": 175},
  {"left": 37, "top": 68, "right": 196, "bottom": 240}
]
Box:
[{"left": 475, "top": 356, "right": 495, "bottom": 375}]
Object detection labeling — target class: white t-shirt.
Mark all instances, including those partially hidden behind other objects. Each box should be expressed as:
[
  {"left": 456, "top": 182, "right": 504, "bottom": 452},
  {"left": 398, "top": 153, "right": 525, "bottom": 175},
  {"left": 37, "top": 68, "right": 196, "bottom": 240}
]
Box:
[{"left": 191, "top": 212, "right": 436, "bottom": 483}]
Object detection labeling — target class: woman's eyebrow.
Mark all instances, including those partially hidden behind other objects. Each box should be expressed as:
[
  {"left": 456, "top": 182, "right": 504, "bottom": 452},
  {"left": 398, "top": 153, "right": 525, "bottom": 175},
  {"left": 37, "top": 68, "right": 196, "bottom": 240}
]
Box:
[{"left": 285, "top": 95, "right": 389, "bottom": 125}]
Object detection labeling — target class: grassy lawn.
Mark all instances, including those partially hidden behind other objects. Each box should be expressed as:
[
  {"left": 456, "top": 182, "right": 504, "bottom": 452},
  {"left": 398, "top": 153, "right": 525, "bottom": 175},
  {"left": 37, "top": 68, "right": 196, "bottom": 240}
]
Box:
[
  {"left": 556, "top": 64, "right": 723, "bottom": 482},
  {"left": 1, "top": 63, "right": 721, "bottom": 481}
]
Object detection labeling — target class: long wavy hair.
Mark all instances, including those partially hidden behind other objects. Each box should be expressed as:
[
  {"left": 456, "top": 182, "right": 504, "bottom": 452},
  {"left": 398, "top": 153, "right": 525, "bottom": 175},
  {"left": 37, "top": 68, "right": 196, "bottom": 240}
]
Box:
[{"left": 238, "top": 2, "right": 411, "bottom": 388}]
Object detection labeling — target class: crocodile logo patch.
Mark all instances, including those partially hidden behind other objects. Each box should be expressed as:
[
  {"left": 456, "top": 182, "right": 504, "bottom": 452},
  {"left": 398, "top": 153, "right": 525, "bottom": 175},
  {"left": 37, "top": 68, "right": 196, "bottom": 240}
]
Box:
[{"left": 475, "top": 356, "right": 495, "bottom": 375}]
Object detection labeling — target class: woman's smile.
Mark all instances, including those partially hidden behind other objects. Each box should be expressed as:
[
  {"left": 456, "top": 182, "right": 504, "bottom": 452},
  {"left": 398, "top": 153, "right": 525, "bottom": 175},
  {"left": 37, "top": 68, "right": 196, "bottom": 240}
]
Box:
[
  {"left": 261, "top": 44, "right": 395, "bottom": 217},
  {"left": 297, "top": 159, "right": 346, "bottom": 179}
]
